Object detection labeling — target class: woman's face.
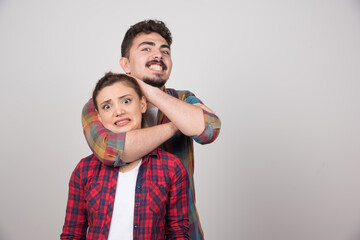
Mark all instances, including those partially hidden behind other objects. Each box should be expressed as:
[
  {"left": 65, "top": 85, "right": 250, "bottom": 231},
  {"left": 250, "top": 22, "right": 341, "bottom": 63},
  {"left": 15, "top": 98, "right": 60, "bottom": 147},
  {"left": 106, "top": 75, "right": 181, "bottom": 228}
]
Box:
[{"left": 96, "top": 81, "right": 146, "bottom": 133}]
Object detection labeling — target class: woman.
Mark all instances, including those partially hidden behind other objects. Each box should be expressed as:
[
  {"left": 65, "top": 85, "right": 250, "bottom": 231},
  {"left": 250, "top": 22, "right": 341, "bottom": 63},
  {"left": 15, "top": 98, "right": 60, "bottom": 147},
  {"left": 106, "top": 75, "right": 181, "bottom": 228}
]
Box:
[{"left": 61, "top": 72, "right": 189, "bottom": 240}]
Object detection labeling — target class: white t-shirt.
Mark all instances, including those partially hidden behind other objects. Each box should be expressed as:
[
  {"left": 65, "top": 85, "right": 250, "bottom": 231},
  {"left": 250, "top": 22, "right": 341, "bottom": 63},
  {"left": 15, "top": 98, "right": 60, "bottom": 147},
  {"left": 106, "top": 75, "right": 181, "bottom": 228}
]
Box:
[{"left": 107, "top": 160, "right": 142, "bottom": 240}]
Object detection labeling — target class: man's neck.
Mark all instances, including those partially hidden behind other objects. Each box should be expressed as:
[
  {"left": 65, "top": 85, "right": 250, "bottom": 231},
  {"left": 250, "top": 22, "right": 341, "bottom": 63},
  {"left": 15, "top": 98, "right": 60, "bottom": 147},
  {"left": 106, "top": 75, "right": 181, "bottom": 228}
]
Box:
[{"left": 147, "top": 102, "right": 156, "bottom": 109}]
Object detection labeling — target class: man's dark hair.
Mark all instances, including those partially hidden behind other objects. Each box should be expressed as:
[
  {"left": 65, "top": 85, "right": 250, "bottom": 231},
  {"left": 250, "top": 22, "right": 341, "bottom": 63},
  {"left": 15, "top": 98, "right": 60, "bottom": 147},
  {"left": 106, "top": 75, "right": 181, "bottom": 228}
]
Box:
[
  {"left": 121, "top": 19, "right": 172, "bottom": 58},
  {"left": 92, "top": 72, "right": 143, "bottom": 111}
]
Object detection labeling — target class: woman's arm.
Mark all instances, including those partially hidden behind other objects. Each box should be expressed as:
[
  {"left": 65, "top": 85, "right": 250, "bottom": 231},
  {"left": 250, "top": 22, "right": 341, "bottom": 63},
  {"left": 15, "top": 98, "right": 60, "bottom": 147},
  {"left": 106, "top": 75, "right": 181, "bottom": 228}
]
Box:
[
  {"left": 165, "top": 159, "right": 190, "bottom": 239},
  {"left": 60, "top": 167, "right": 87, "bottom": 240}
]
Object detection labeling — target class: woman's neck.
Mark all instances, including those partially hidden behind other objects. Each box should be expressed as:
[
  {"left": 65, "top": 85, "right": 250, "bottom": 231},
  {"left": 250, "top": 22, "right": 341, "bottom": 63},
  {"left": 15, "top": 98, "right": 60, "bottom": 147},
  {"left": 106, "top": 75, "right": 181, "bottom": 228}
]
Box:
[{"left": 118, "top": 159, "right": 141, "bottom": 173}]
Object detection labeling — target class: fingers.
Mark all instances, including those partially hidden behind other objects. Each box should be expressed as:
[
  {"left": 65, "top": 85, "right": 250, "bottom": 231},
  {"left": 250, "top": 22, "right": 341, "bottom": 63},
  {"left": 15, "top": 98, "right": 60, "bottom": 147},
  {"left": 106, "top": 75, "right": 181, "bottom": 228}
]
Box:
[{"left": 194, "top": 103, "right": 215, "bottom": 114}]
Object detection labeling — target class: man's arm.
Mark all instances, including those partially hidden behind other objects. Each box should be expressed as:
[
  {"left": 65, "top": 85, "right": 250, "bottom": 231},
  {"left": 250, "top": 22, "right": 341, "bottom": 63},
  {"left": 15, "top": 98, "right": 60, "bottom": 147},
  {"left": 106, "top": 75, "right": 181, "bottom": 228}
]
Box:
[
  {"left": 165, "top": 158, "right": 190, "bottom": 239},
  {"left": 136, "top": 79, "right": 221, "bottom": 144},
  {"left": 192, "top": 106, "right": 221, "bottom": 145},
  {"left": 136, "top": 79, "right": 206, "bottom": 136},
  {"left": 82, "top": 99, "right": 178, "bottom": 166}
]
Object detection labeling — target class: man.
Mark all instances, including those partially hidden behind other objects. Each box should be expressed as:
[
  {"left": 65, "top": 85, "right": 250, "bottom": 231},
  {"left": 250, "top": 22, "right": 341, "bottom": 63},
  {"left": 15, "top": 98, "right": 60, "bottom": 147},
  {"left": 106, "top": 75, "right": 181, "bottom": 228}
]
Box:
[{"left": 82, "top": 19, "right": 221, "bottom": 239}]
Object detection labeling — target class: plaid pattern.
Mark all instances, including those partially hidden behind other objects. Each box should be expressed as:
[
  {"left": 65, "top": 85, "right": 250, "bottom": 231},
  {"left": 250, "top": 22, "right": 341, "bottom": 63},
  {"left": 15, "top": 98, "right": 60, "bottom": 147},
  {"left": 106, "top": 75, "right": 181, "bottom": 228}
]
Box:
[
  {"left": 81, "top": 88, "right": 221, "bottom": 240},
  {"left": 61, "top": 148, "right": 189, "bottom": 240},
  {"left": 81, "top": 100, "right": 126, "bottom": 166}
]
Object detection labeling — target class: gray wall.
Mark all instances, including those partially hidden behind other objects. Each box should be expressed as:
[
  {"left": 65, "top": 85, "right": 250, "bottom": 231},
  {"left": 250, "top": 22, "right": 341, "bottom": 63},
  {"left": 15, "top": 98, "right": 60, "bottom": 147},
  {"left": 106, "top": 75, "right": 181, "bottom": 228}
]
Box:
[{"left": 1, "top": 0, "right": 360, "bottom": 239}]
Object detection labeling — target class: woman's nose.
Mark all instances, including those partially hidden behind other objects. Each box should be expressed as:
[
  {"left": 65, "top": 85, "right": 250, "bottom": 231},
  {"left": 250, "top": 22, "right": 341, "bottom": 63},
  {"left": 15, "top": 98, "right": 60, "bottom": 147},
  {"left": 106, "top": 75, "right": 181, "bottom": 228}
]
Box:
[{"left": 114, "top": 105, "right": 125, "bottom": 116}]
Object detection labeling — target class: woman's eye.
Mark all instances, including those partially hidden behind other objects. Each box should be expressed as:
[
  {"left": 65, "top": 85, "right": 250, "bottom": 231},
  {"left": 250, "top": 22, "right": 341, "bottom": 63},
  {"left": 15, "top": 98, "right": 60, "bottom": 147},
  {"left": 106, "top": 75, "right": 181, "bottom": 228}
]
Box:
[
  {"left": 102, "top": 104, "right": 111, "bottom": 110},
  {"left": 123, "top": 98, "right": 132, "bottom": 104}
]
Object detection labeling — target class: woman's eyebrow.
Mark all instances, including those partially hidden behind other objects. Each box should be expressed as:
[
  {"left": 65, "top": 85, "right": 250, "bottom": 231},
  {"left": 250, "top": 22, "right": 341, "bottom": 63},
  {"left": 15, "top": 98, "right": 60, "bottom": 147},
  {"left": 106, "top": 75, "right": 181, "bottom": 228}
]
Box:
[
  {"left": 100, "top": 94, "right": 132, "bottom": 106},
  {"left": 117, "top": 94, "right": 131, "bottom": 100},
  {"left": 100, "top": 99, "right": 111, "bottom": 106}
]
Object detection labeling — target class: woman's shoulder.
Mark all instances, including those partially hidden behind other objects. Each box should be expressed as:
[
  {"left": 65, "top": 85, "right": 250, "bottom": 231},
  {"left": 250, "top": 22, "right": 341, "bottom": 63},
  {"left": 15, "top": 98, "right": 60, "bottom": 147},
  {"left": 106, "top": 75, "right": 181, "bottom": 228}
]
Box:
[
  {"left": 72, "top": 154, "right": 103, "bottom": 178},
  {"left": 76, "top": 154, "right": 100, "bottom": 167},
  {"left": 149, "top": 148, "right": 187, "bottom": 174}
]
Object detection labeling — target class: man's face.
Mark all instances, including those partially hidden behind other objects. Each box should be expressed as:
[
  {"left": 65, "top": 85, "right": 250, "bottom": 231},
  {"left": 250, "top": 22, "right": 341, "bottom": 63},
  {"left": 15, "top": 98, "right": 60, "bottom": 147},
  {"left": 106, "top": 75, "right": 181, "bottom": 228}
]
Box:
[{"left": 120, "top": 32, "right": 173, "bottom": 88}]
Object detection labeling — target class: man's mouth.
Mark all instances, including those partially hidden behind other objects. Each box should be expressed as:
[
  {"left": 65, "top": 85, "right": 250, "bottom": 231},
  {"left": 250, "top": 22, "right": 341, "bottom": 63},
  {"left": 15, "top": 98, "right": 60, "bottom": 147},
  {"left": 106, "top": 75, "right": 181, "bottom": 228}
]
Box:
[
  {"left": 146, "top": 60, "right": 167, "bottom": 71},
  {"left": 149, "top": 64, "right": 163, "bottom": 71}
]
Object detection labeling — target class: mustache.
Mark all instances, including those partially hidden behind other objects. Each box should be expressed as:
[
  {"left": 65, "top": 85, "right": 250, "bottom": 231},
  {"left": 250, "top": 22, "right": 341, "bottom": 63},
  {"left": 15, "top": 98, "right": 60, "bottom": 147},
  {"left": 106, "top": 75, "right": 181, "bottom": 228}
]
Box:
[{"left": 146, "top": 60, "right": 167, "bottom": 70}]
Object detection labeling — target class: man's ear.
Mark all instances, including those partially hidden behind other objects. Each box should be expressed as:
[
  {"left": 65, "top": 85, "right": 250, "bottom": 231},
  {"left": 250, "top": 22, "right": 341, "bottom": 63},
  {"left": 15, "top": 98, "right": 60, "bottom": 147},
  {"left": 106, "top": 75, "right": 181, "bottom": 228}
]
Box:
[{"left": 119, "top": 57, "right": 130, "bottom": 74}]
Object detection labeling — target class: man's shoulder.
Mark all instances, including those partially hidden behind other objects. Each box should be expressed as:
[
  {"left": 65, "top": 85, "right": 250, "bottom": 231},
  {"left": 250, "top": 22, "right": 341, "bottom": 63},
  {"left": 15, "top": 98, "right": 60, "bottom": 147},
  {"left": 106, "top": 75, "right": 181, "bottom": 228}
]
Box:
[
  {"left": 166, "top": 88, "right": 194, "bottom": 98},
  {"left": 166, "top": 87, "right": 201, "bottom": 104}
]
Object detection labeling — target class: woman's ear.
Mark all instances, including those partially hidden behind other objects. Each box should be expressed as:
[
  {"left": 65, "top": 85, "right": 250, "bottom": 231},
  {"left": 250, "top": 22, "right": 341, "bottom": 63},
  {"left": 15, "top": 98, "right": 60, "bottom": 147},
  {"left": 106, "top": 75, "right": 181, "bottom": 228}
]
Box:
[
  {"left": 140, "top": 96, "right": 147, "bottom": 113},
  {"left": 96, "top": 110, "right": 103, "bottom": 123},
  {"left": 119, "top": 57, "right": 130, "bottom": 74}
]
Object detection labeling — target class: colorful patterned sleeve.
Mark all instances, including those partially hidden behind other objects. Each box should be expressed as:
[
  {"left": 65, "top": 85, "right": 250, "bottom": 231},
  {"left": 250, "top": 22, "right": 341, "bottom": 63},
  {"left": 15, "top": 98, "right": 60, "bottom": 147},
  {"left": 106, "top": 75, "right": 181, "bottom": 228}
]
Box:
[
  {"left": 176, "top": 89, "right": 221, "bottom": 145},
  {"left": 193, "top": 109, "right": 221, "bottom": 144},
  {"left": 165, "top": 156, "right": 190, "bottom": 239},
  {"left": 61, "top": 164, "right": 88, "bottom": 240},
  {"left": 81, "top": 99, "right": 126, "bottom": 167}
]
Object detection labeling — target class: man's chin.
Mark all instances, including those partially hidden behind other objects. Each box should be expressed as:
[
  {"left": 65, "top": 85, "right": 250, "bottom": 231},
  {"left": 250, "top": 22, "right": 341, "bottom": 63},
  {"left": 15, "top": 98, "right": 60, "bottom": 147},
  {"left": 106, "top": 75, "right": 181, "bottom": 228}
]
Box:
[{"left": 143, "top": 78, "right": 167, "bottom": 88}]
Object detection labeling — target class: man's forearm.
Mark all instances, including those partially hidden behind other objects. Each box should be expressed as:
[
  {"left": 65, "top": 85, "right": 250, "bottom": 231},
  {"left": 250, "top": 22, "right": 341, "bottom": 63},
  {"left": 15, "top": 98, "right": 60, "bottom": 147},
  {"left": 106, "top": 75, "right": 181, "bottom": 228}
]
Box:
[
  {"left": 82, "top": 99, "right": 178, "bottom": 165},
  {"left": 137, "top": 81, "right": 205, "bottom": 136},
  {"left": 122, "top": 122, "right": 178, "bottom": 162}
]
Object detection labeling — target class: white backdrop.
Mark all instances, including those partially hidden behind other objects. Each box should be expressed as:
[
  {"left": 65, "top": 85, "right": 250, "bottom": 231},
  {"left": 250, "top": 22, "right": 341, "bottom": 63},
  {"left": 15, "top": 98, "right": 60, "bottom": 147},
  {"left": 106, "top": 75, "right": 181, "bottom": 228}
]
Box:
[{"left": 1, "top": 0, "right": 360, "bottom": 239}]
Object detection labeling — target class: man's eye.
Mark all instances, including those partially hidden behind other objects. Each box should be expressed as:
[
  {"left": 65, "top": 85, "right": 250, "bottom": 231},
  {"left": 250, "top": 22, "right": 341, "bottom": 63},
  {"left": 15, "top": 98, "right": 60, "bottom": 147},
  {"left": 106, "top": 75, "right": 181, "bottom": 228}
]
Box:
[
  {"left": 162, "top": 50, "right": 170, "bottom": 55},
  {"left": 142, "top": 48, "right": 150, "bottom": 52},
  {"left": 102, "top": 104, "right": 111, "bottom": 110},
  {"left": 123, "top": 98, "right": 132, "bottom": 104}
]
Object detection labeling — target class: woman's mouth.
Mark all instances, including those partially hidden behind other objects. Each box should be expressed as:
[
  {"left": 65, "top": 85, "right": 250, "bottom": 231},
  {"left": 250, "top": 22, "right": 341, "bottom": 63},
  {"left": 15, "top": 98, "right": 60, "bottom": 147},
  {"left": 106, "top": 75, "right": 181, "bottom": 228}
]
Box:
[{"left": 115, "top": 119, "right": 130, "bottom": 127}]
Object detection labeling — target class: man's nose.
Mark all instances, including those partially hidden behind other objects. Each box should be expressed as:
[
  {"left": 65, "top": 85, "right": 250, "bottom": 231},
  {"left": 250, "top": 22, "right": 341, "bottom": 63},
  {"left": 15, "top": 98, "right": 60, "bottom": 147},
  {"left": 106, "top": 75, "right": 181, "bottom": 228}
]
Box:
[{"left": 152, "top": 49, "right": 163, "bottom": 60}]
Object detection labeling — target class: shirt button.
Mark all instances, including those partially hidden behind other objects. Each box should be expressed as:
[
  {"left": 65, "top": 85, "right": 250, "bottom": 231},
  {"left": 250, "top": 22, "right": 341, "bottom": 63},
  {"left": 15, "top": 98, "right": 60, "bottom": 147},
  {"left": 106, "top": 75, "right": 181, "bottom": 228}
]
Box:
[
  {"left": 134, "top": 224, "right": 138, "bottom": 229},
  {"left": 135, "top": 204, "right": 139, "bottom": 208}
]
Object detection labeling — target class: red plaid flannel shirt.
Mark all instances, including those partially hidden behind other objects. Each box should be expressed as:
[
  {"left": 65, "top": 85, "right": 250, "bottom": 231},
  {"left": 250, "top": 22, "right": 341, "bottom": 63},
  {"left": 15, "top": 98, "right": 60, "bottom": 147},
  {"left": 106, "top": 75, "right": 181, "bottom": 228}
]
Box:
[{"left": 61, "top": 148, "right": 189, "bottom": 240}]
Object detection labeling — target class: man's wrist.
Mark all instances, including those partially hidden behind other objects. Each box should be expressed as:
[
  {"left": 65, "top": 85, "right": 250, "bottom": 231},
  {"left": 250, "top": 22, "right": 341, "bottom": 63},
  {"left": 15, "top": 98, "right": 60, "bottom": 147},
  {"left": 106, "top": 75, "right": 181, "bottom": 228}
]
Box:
[
  {"left": 143, "top": 83, "right": 160, "bottom": 103},
  {"left": 168, "top": 122, "right": 179, "bottom": 134}
]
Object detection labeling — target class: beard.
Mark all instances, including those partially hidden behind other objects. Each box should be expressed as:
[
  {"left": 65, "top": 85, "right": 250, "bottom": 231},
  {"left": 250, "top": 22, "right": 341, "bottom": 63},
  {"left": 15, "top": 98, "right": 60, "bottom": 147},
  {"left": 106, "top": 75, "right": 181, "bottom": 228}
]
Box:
[
  {"left": 143, "top": 77, "right": 167, "bottom": 88},
  {"left": 143, "top": 59, "right": 168, "bottom": 88}
]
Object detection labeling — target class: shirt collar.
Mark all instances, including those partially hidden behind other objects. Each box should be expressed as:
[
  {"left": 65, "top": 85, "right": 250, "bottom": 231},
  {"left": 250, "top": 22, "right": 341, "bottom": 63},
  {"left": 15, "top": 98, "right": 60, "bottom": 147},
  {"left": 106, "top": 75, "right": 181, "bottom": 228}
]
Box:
[{"left": 143, "top": 148, "right": 160, "bottom": 163}]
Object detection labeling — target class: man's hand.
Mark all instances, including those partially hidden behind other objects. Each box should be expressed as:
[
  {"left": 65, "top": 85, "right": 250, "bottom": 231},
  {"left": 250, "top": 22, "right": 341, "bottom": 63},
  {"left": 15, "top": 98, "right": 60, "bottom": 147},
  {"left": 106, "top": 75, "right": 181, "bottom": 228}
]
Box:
[
  {"left": 131, "top": 75, "right": 159, "bottom": 107},
  {"left": 194, "top": 103, "right": 215, "bottom": 114}
]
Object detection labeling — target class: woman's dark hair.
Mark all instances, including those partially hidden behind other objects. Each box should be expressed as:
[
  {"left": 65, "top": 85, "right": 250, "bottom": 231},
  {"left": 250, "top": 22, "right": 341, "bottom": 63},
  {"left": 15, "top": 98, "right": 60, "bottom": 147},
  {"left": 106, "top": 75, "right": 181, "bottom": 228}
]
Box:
[
  {"left": 92, "top": 72, "right": 143, "bottom": 111},
  {"left": 121, "top": 19, "right": 172, "bottom": 58}
]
